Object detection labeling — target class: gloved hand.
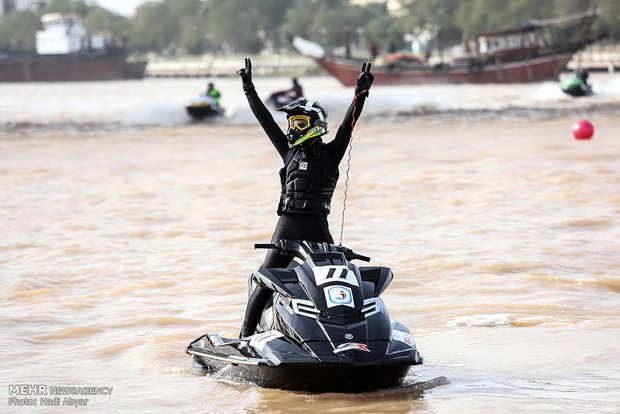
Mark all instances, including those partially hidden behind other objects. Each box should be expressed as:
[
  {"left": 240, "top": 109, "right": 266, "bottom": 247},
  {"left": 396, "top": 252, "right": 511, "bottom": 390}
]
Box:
[
  {"left": 237, "top": 57, "right": 254, "bottom": 92},
  {"left": 355, "top": 62, "right": 374, "bottom": 96}
]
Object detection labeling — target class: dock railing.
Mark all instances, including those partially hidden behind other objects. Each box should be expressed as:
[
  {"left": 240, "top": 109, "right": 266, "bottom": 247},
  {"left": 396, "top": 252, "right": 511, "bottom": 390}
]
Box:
[
  {"left": 146, "top": 54, "right": 317, "bottom": 78},
  {"left": 567, "top": 44, "right": 620, "bottom": 73}
]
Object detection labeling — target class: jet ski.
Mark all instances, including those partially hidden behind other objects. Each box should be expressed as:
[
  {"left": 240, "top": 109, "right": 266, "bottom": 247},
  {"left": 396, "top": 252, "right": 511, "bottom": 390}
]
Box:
[
  {"left": 562, "top": 69, "right": 593, "bottom": 97},
  {"left": 186, "top": 239, "right": 423, "bottom": 392},
  {"left": 185, "top": 94, "right": 224, "bottom": 120},
  {"left": 266, "top": 90, "right": 301, "bottom": 108}
]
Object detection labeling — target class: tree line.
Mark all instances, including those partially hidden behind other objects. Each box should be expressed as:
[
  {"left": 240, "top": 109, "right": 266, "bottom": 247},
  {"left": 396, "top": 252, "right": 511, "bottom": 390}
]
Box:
[{"left": 1, "top": 0, "right": 618, "bottom": 55}]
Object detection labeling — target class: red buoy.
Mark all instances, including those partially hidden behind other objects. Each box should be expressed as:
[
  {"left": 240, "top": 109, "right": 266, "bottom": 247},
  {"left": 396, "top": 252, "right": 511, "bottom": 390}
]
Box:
[{"left": 572, "top": 119, "right": 594, "bottom": 140}]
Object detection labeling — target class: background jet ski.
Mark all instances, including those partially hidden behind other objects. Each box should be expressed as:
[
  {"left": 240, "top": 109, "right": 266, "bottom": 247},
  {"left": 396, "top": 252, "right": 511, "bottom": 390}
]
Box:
[
  {"left": 187, "top": 240, "right": 423, "bottom": 392},
  {"left": 185, "top": 94, "right": 224, "bottom": 120},
  {"left": 266, "top": 78, "right": 304, "bottom": 108},
  {"left": 562, "top": 68, "right": 593, "bottom": 97},
  {"left": 266, "top": 90, "right": 301, "bottom": 107}
]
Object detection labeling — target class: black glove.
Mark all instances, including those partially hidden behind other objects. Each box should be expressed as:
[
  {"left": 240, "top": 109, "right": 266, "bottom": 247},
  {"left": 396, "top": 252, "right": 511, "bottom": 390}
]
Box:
[
  {"left": 236, "top": 57, "right": 254, "bottom": 93},
  {"left": 355, "top": 62, "right": 374, "bottom": 97}
]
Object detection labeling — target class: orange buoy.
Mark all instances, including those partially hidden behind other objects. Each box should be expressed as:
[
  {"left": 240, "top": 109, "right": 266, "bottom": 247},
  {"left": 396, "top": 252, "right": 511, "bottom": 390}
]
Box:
[{"left": 572, "top": 119, "right": 594, "bottom": 140}]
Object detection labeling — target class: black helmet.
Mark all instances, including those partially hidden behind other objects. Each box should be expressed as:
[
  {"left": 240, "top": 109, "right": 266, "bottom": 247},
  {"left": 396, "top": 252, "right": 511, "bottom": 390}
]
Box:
[
  {"left": 277, "top": 98, "right": 328, "bottom": 147},
  {"left": 577, "top": 67, "right": 588, "bottom": 81}
]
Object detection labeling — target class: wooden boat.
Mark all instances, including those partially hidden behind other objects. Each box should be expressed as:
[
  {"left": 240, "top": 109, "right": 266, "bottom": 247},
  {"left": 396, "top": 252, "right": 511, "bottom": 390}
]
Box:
[{"left": 292, "top": 10, "right": 606, "bottom": 85}]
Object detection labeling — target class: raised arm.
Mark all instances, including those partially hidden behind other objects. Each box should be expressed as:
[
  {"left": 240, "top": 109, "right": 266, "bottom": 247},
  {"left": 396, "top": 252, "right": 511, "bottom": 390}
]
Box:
[
  {"left": 237, "top": 58, "right": 288, "bottom": 158},
  {"left": 330, "top": 62, "right": 374, "bottom": 162}
]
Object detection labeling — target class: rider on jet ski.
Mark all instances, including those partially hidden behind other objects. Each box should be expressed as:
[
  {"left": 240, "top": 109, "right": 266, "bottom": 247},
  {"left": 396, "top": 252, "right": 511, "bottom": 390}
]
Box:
[
  {"left": 206, "top": 82, "right": 221, "bottom": 108},
  {"left": 562, "top": 67, "right": 592, "bottom": 97},
  {"left": 236, "top": 58, "right": 374, "bottom": 338},
  {"left": 267, "top": 77, "right": 304, "bottom": 106}
]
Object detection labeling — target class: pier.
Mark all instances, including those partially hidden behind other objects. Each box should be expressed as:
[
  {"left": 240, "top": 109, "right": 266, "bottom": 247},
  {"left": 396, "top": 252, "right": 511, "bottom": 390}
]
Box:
[
  {"left": 567, "top": 44, "right": 620, "bottom": 73},
  {"left": 145, "top": 55, "right": 316, "bottom": 78}
]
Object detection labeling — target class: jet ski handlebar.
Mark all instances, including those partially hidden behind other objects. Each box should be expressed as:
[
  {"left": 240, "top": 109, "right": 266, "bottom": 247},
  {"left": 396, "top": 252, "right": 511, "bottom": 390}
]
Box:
[
  {"left": 254, "top": 243, "right": 279, "bottom": 249},
  {"left": 342, "top": 248, "right": 371, "bottom": 262},
  {"left": 254, "top": 240, "right": 370, "bottom": 262}
]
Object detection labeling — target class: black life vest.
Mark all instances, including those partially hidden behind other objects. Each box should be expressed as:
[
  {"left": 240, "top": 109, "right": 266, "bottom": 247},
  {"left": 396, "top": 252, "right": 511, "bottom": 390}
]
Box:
[{"left": 278, "top": 143, "right": 338, "bottom": 215}]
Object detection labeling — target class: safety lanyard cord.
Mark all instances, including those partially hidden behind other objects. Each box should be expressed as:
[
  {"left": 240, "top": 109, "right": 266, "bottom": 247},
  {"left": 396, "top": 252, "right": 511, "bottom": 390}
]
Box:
[{"left": 339, "top": 89, "right": 369, "bottom": 246}]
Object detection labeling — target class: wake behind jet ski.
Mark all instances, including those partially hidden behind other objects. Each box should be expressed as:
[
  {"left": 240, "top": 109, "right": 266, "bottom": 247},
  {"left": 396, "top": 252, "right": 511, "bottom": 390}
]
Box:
[{"left": 186, "top": 239, "right": 423, "bottom": 392}]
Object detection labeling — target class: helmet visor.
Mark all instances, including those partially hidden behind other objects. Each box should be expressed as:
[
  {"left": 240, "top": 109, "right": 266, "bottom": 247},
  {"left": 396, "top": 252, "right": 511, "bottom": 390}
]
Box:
[{"left": 288, "top": 115, "right": 311, "bottom": 131}]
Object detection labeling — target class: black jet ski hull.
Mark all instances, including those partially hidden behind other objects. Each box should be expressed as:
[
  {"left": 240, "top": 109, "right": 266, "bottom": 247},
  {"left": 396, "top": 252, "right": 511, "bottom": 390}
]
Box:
[
  {"left": 185, "top": 105, "right": 223, "bottom": 120},
  {"left": 562, "top": 85, "right": 592, "bottom": 97},
  {"left": 191, "top": 354, "right": 411, "bottom": 392},
  {"left": 186, "top": 333, "right": 421, "bottom": 392}
]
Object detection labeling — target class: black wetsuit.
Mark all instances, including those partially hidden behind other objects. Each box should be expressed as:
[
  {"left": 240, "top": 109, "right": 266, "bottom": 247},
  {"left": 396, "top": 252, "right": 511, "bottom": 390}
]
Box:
[{"left": 239, "top": 87, "right": 369, "bottom": 337}]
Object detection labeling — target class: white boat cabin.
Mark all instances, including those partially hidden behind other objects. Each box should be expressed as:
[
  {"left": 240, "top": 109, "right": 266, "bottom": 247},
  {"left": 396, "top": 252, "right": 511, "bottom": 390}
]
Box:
[{"left": 35, "top": 13, "right": 109, "bottom": 55}]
